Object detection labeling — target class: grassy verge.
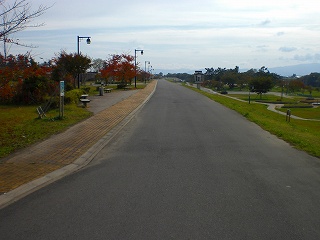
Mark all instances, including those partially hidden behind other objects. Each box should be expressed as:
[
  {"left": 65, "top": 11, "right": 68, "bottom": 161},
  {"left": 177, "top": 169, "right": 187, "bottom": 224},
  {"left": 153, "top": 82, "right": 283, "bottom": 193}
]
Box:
[
  {"left": 186, "top": 86, "right": 320, "bottom": 158},
  {"left": 0, "top": 104, "right": 92, "bottom": 159}
]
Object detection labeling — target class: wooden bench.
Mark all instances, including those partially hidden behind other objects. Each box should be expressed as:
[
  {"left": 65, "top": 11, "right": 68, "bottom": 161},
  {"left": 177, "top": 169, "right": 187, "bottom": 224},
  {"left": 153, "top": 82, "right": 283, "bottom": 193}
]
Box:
[
  {"left": 123, "top": 86, "right": 132, "bottom": 91},
  {"left": 80, "top": 98, "right": 90, "bottom": 107},
  {"left": 104, "top": 88, "right": 112, "bottom": 93},
  {"left": 80, "top": 94, "right": 89, "bottom": 99}
]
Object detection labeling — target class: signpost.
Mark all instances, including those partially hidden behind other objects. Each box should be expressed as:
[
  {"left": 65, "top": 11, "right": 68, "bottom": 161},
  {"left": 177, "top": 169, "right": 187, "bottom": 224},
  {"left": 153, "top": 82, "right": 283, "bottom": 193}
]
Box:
[
  {"left": 60, "top": 81, "right": 64, "bottom": 118},
  {"left": 194, "top": 71, "right": 204, "bottom": 89}
]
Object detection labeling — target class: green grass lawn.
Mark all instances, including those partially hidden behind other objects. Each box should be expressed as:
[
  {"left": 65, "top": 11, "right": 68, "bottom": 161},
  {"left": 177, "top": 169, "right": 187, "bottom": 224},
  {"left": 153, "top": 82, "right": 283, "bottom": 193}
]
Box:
[
  {"left": 0, "top": 104, "right": 92, "bottom": 159},
  {"left": 228, "top": 93, "right": 320, "bottom": 120},
  {"left": 228, "top": 93, "right": 297, "bottom": 103},
  {"left": 276, "top": 106, "right": 320, "bottom": 120},
  {"left": 186, "top": 85, "right": 320, "bottom": 158}
]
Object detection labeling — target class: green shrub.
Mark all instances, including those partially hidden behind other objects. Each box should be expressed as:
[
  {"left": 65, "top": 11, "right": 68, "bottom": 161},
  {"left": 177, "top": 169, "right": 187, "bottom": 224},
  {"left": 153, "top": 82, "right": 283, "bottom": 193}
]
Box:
[
  {"left": 65, "top": 89, "right": 83, "bottom": 104},
  {"left": 81, "top": 86, "right": 91, "bottom": 94}
]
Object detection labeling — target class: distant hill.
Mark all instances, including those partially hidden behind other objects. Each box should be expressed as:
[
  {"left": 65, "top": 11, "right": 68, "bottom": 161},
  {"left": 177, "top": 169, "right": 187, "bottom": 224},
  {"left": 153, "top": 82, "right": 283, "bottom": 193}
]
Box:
[{"left": 265, "top": 63, "right": 320, "bottom": 77}]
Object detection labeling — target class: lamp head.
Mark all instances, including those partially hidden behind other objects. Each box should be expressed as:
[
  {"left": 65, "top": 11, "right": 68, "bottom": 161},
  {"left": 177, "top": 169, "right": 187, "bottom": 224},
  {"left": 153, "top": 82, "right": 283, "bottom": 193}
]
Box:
[
  {"left": 86, "top": 38, "right": 91, "bottom": 44},
  {"left": 141, "top": 50, "right": 143, "bottom": 55}
]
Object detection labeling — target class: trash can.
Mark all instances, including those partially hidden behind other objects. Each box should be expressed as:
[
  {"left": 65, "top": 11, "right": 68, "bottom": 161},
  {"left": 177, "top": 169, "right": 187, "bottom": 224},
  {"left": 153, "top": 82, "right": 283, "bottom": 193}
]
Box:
[{"left": 99, "top": 87, "right": 104, "bottom": 96}]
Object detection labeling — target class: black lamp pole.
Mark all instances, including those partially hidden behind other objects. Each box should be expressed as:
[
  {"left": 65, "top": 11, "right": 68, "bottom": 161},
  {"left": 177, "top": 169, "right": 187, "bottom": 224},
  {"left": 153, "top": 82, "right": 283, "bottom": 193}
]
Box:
[
  {"left": 145, "top": 61, "right": 150, "bottom": 84},
  {"left": 134, "top": 49, "right": 143, "bottom": 88},
  {"left": 77, "top": 36, "right": 91, "bottom": 88}
]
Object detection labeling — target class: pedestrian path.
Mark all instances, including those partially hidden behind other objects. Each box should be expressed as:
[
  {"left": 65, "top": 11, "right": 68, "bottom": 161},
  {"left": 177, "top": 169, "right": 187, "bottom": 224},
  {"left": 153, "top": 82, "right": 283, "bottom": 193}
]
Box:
[{"left": 0, "top": 81, "right": 157, "bottom": 207}]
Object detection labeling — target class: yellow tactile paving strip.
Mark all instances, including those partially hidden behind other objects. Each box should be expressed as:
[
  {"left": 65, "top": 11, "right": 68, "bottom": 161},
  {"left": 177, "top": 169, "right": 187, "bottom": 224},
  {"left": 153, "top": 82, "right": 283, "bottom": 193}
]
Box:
[{"left": 0, "top": 81, "right": 157, "bottom": 194}]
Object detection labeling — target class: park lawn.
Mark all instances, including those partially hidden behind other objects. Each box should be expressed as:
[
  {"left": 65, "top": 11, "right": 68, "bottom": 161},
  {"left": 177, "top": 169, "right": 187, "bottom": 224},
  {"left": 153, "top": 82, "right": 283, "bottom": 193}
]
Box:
[
  {"left": 0, "top": 104, "right": 92, "bottom": 159},
  {"left": 187, "top": 86, "right": 320, "bottom": 158},
  {"left": 276, "top": 106, "right": 320, "bottom": 120},
  {"left": 228, "top": 93, "right": 297, "bottom": 103},
  {"left": 229, "top": 94, "right": 320, "bottom": 119}
]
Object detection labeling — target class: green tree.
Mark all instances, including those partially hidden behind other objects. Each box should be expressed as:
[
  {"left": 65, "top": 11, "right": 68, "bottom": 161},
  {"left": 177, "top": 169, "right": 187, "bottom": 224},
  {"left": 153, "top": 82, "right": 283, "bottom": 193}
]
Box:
[
  {"left": 52, "top": 51, "right": 91, "bottom": 89},
  {"left": 237, "top": 73, "right": 248, "bottom": 90},
  {"left": 221, "top": 71, "right": 239, "bottom": 89},
  {"left": 300, "top": 73, "right": 320, "bottom": 87},
  {"left": 249, "top": 76, "right": 274, "bottom": 99},
  {"left": 288, "top": 79, "right": 305, "bottom": 93}
]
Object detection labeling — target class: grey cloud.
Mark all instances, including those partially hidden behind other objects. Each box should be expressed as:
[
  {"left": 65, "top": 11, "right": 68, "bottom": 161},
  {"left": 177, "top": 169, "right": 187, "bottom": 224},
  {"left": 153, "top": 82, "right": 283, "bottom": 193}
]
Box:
[
  {"left": 259, "top": 19, "right": 271, "bottom": 26},
  {"left": 279, "top": 47, "right": 297, "bottom": 52},
  {"left": 294, "top": 53, "right": 320, "bottom": 61}
]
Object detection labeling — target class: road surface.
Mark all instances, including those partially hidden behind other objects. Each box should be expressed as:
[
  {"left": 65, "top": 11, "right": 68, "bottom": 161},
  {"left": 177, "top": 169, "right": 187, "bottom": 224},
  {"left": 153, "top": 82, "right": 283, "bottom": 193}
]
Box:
[{"left": 1, "top": 80, "right": 320, "bottom": 239}]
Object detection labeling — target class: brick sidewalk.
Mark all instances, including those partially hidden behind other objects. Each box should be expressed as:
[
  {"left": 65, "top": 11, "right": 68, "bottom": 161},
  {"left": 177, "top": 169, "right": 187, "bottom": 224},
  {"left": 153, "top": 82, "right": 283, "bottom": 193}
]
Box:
[{"left": 0, "top": 81, "right": 157, "bottom": 194}]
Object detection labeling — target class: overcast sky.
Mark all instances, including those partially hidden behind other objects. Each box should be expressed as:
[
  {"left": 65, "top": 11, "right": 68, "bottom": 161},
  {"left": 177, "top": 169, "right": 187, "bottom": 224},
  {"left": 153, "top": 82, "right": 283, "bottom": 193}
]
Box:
[{"left": 6, "top": 0, "right": 320, "bottom": 72}]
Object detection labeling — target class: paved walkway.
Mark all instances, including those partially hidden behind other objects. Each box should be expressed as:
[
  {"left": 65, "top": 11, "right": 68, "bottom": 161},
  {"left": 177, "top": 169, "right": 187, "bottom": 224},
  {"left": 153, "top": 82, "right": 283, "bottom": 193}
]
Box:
[{"left": 0, "top": 81, "right": 157, "bottom": 208}]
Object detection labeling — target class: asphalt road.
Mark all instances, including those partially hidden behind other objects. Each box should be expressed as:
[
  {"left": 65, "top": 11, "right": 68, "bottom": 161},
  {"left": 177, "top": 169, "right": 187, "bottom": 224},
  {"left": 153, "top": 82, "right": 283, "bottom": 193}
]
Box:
[{"left": 1, "top": 80, "right": 320, "bottom": 239}]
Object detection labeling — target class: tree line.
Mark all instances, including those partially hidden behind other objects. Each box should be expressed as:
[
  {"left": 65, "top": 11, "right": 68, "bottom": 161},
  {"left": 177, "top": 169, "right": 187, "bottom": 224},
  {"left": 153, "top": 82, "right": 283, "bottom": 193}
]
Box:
[
  {"left": 0, "top": 0, "right": 152, "bottom": 105},
  {"left": 0, "top": 52, "right": 150, "bottom": 104},
  {"left": 1, "top": 0, "right": 319, "bottom": 105},
  {"left": 166, "top": 66, "right": 319, "bottom": 96}
]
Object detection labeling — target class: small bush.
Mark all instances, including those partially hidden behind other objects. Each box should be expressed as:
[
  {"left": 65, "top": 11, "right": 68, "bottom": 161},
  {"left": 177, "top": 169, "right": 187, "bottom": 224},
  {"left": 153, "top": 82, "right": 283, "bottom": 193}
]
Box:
[
  {"left": 81, "top": 86, "right": 91, "bottom": 94},
  {"left": 65, "top": 89, "right": 83, "bottom": 104}
]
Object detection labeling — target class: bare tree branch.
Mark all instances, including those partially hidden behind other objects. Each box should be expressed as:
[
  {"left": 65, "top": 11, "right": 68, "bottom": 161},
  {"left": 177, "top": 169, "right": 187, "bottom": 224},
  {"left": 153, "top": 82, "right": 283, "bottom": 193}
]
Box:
[
  {"left": 0, "top": 0, "right": 52, "bottom": 57},
  {"left": 4, "top": 37, "right": 37, "bottom": 48},
  {"left": 0, "top": 0, "right": 51, "bottom": 37}
]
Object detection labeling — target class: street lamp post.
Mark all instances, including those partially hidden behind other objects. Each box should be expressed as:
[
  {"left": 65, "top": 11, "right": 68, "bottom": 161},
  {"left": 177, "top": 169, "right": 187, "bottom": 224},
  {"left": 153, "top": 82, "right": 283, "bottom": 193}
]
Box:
[
  {"left": 148, "top": 65, "right": 153, "bottom": 81},
  {"left": 77, "top": 36, "right": 91, "bottom": 55},
  {"left": 145, "top": 61, "right": 150, "bottom": 84},
  {"left": 134, "top": 49, "right": 143, "bottom": 88},
  {"left": 281, "top": 80, "right": 284, "bottom": 101},
  {"left": 77, "top": 36, "right": 91, "bottom": 88}
]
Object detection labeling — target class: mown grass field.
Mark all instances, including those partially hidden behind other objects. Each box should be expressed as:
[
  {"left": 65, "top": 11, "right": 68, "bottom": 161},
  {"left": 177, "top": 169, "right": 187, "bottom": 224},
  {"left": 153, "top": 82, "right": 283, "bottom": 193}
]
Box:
[
  {"left": 0, "top": 104, "right": 92, "bottom": 159},
  {"left": 228, "top": 93, "right": 297, "bottom": 103},
  {"left": 186, "top": 85, "right": 320, "bottom": 158},
  {"left": 276, "top": 107, "right": 320, "bottom": 120},
  {"left": 227, "top": 93, "right": 320, "bottom": 120}
]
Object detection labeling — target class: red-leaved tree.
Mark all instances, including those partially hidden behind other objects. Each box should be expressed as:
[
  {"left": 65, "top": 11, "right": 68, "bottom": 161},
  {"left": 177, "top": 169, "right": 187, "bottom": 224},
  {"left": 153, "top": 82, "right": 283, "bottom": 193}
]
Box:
[
  {"left": 0, "top": 53, "right": 55, "bottom": 104},
  {"left": 100, "top": 54, "right": 136, "bottom": 85}
]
